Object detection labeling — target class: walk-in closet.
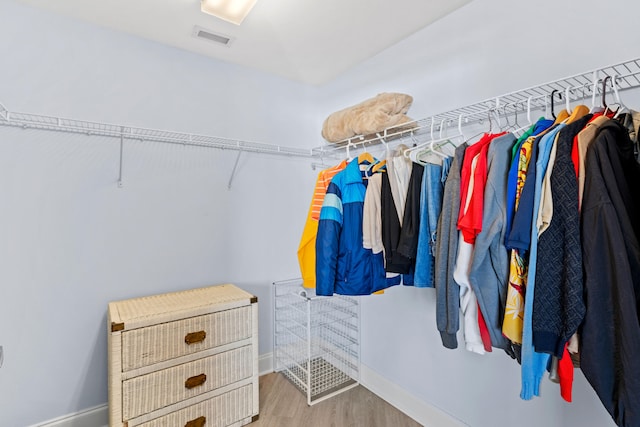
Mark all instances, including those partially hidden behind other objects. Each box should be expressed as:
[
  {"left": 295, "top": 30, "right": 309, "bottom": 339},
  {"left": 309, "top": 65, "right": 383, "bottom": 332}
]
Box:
[{"left": 2, "top": 1, "right": 640, "bottom": 427}]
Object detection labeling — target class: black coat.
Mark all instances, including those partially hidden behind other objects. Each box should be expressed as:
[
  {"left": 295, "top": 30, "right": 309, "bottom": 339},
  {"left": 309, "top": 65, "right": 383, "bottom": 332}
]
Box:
[
  {"left": 580, "top": 120, "right": 640, "bottom": 427},
  {"left": 381, "top": 163, "right": 423, "bottom": 274}
]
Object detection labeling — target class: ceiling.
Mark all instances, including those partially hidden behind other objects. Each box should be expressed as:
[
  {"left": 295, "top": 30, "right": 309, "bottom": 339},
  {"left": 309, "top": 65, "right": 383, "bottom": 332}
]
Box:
[{"left": 19, "top": 0, "right": 472, "bottom": 85}]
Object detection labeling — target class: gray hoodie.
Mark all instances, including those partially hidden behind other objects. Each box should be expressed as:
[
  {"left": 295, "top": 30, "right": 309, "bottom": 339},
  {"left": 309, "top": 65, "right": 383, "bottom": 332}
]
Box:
[{"left": 434, "top": 142, "right": 467, "bottom": 349}]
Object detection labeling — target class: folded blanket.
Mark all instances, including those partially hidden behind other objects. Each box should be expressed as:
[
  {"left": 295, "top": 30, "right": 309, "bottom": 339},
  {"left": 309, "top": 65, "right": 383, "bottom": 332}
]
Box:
[{"left": 322, "top": 93, "right": 414, "bottom": 143}]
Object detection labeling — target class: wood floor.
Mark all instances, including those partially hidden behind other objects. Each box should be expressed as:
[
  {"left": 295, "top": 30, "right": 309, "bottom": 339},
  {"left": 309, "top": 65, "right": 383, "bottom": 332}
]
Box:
[{"left": 252, "top": 373, "right": 423, "bottom": 427}]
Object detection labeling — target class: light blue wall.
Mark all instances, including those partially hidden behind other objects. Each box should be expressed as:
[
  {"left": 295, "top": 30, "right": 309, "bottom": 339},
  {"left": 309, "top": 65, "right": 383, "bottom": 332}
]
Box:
[
  {"left": 1, "top": 0, "right": 639, "bottom": 426},
  {"left": 0, "top": 2, "right": 317, "bottom": 426}
]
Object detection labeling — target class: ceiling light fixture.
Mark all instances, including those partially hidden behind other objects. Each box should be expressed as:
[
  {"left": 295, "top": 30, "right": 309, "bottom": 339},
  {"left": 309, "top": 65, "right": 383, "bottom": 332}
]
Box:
[{"left": 201, "top": 0, "right": 258, "bottom": 25}]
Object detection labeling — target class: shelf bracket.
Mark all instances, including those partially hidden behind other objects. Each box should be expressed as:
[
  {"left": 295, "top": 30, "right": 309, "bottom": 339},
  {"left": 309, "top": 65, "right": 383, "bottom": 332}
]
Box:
[{"left": 227, "top": 151, "right": 243, "bottom": 190}]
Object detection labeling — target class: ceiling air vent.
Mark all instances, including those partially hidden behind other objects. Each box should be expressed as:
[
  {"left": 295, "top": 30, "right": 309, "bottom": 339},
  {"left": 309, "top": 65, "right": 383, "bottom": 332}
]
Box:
[{"left": 192, "top": 26, "right": 234, "bottom": 47}]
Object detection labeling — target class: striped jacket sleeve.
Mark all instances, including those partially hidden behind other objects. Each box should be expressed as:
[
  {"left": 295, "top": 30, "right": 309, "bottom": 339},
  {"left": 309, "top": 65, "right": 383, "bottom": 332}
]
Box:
[{"left": 316, "top": 180, "right": 343, "bottom": 296}]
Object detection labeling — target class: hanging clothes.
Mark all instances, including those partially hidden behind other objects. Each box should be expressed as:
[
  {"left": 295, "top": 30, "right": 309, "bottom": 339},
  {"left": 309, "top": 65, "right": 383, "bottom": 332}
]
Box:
[
  {"left": 458, "top": 132, "right": 507, "bottom": 243},
  {"left": 454, "top": 132, "right": 506, "bottom": 354},
  {"left": 517, "top": 123, "right": 566, "bottom": 400},
  {"left": 396, "top": 162, "right": 426, "bottom": 264},
  {"left": 363, "top": 172, "right": 402, "bottom": 292},
  {"left": 434, "top": 143, "right": 467, "bottom": 349},
  {"left": 580, "top": 120, "right": 640, "bottom": 427},
  {"left": 537, "top": 130, "right": 559, "bottom": 236},
  {"left": 617, "top": 109, "right": 640, "bottom": 161},
  {"left": 505, "top": 119, "right": 554, "bottom": 243},
  {"left": 468, "top": 133, "right": 516, "bottom": 353},
  {"left": 298, "top": 160, "right": 348, "bottom": 288},
  {"left": 533, "top": 115, "right": 591, "bottom": 358},
  {"left": 503, "top": 131, "right": 546, "bottom": 344},
  {"left": 381, "top": 147, "right": 423, "bottom": 278},
  {"left": 414, "top": 158, "right": 451, "bottom": 288},
  {"left": 536, "top": 128, "right": 575, "bottom": 400},
  {"left": 574, "top": 115, "right": 610, "bottom": 211},
  {"left": 316, "top": 157, "right": 378, "bottom": 296},
  {"left": 306, "top": 79, "right": 640, "bottom": 420},
  {"left": 531, "top": 116, "right": 592, "bottom": 403},
  {"left": 456, "top": 147, "right": 486, "bottom": 354}
]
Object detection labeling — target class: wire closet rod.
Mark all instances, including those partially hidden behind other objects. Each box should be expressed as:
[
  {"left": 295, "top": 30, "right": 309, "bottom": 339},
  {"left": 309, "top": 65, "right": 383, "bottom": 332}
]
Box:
[
  {"left": 0, "top": 102, "right": 315, "bottom": 159},
  {"left": 312, "top": 57, "right": 640, "bottom": 158}
]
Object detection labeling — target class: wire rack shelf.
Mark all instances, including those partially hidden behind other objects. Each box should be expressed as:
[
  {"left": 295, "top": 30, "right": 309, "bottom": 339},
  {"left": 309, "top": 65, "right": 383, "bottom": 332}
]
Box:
[
  {"left": 0, "top": 103, "right": 315, "bottom": 158},
  {"left": 312, "top": 57, "right": 640, "bottom": 158}
]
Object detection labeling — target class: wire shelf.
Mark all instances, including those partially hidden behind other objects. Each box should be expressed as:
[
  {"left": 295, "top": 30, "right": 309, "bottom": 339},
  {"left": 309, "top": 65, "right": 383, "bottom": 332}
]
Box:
[
  {"left": 0, "top": 102, "right": 315, "bottom": 159},
  {"left": 273, "top": 279, "right": 360, "bottom": 405},
  {"left": 312, "top": 57, "right": 640, "bottom": 157}
]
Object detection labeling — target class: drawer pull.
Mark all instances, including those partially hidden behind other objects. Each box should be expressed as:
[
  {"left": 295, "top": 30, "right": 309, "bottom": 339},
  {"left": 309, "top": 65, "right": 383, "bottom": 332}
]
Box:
[
  {"left": 185, "top": 373, "right": 207, "bottom": 389},
  {"left": 185, "top": 331, "right": 207, "bottom": 345},
  {"left": 185, "top": 416, "right": 206, "bottom": 427}
]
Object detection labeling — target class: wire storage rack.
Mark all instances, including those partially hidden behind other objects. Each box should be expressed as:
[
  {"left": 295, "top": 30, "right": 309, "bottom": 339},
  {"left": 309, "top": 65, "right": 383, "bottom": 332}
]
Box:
[{"left": 273, "top": 279, "right": 360, "bottom": 405}]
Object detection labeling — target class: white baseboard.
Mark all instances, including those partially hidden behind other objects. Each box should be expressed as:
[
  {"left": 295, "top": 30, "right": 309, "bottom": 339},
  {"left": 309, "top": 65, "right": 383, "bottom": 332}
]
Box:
[
  {"left": 28, "top": 355, "right": 463, "bottom": 427},
  {"left": 259, "top": 352, "right": 274, "bottom": 376},
  {"left": 28, "top": 354, "right": 275, "bottom": 427},
  {"left": 360, "top": 364, "right": 469, "bottom": 427},
  {"left": 28, "top": 404, "right": 108, "bottom": 427}
]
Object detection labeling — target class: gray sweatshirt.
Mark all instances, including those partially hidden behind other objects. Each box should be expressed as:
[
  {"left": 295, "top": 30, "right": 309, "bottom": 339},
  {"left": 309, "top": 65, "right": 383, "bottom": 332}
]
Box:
[
  {"left": 434, "top": 142, "right": 467, "bottom": 349},
  {"left": 468, "top": 133, "right": 516, "bottom": 351}
]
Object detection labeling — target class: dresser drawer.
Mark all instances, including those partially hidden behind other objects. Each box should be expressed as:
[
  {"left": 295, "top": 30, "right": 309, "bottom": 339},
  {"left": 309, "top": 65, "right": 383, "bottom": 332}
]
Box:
[
  {"left": 123, "top": 345, "right": 253, "bottom": 420},
  {"left": 122, "top": 306, "right": 252, "bottom": 371},
  {"left": 136, "top": 384, "right": 254, "bottom": 427}
]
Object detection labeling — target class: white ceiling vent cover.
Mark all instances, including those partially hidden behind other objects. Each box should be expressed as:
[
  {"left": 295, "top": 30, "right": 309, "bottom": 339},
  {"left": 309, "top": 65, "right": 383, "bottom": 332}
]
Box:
[{"left": 192, "top": 26, "right": 235, "bottom": 47}]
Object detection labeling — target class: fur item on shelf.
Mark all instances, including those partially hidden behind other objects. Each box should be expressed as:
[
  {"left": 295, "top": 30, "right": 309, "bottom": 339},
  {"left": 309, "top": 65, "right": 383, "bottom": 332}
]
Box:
[{"left": 321, "top": 93, "right": 414, "bottom": 143}]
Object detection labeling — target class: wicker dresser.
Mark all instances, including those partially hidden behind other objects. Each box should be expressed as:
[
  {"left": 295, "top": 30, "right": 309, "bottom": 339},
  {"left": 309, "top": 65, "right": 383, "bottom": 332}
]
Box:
[{"left": 107, "top": 284, "right": 259, "bottom": 427}]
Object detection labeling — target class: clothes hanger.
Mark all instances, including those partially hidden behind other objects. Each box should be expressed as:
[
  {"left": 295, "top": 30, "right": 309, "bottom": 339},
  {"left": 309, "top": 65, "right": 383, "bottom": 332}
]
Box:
[
  {"left": 404, "top": 117, "right": 444, "bottom": 164},
  {"left": 409, "top": 117, "right": 447, "bottom": 161},
  {"left": 550, "top": 91, "right": 556, "bottom": 119},
  {"left": 435, "top": 118, "right": 459, "bottom": 154},
  {"left": 601, "top": 75, "right": 614, "bottom": 116},
  {"left": 404, "top": 119, "right": 459, "bottom": 164},
  {"left": 346, "top": 139, "right": 355, "bottom": 162},
  {"left": 433, "top": 119, "right": 451, "bottom": 156},
  {"left": 564, "top": 86, "right": 573, "bottom": 115},
  {"left": 356, "top": 138, "right": 375, "bottom": 164},
  {"left": 417, "top": 134, "right": 463, "bottom": 163},
  {"left": 464, "top": 108, "right": 493, "bottom": 144},
  {"left": 497, "top": 104, "right": 513, "bottom": 132},
  {"left": 509, "top": 102, "right": 521, "bottom": 133},
  {"left": 513, "top": 96, "right": 533, "bottom": 135},
  {"left": 438, "top": 118, "right": 447, "bottom": 139},
  {"left": 365, "top": 133, "right": 388, "bottom": 175},
  {"left": 563, "top": 85, "right": 590, "bottom": 124},
  {"left": 403, "top": 116, "right": 436, "bottom": 161},
  {"left": 439, "top": 118, "right": 459, "bottom": 155},
  {"left": 612, "top": 75, "right": 628, "bottom": 118},
  {"left": 501, "top": 103, "right": 519, "bottom": 133},
  {"left": 550, "top": 89, "right": 569, "bottom": 124},
  {"left": 458, "top": 113, "right": 466, "bottom": 142},
  {"left": 411, "top": 135, "right": 459, "bottom": 165},
  {"left": 404, "top": 118, "right": 434, "bottom": 162},
  {"left": 589, "top": 72, "right": 603, "bottom": 113}
]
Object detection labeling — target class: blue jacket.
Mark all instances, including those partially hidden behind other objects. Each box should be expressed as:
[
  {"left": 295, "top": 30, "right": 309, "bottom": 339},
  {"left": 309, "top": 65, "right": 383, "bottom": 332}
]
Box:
[{"left": 316, "top": 158, "right": 377, "bottom": 296}]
